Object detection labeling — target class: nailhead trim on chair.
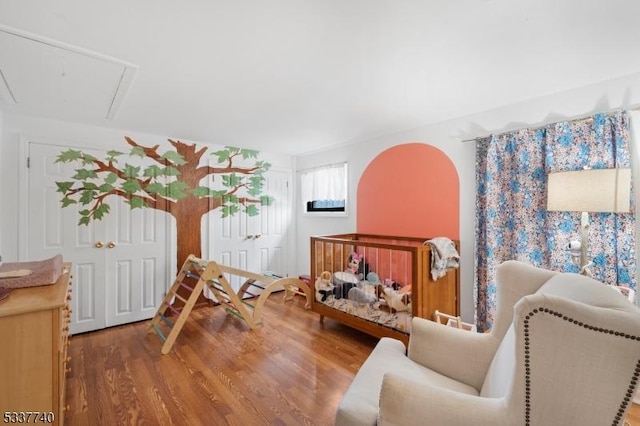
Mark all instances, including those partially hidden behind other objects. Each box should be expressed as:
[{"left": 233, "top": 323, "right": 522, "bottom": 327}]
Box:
[{"left": 523, "top": 307, "right": 640, "bottom": 426}]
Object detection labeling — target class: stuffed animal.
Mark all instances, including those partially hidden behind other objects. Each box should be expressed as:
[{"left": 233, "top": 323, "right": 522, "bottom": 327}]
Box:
[
  {"left": 384, "top": 278, "right": 400, "bottom": 291},
  {"left": 346, "top": 252, "right": 362, "bottom": 276},
  {"left": 366, "top": 272, "right": 380, "bottom": 283},
  {"left": 331, "top": 271, "right": 359, "bottom": 299},
  {"left": 315, "top": 270, "right": 334, "bottom": 302},
  {"left": 376, "top": 284, "right": 411, "bottom": 313},
  {"left": 326, "top": 252, "right": 363, "bottom": 300},
  {"left": 347, "top": 286, "right": 378, "bottom": 305}
]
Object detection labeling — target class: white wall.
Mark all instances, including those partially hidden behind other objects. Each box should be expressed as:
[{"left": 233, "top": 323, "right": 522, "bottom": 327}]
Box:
[
  {"left": 295, "top": 72, "right": 640, "bottom": 322},
  {"left": 3, "top": 73, "right": 639, "bottom": 321}
]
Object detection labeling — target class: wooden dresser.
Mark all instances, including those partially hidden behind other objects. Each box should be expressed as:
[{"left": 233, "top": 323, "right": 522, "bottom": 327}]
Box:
[{"left": 0, "top": 263, "right": 72, "bottom": 426}]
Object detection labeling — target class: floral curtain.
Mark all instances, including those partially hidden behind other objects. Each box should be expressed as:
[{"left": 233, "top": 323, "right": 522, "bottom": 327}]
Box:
[{"left": 475, "top": 110, "right": 635, "bottom": 331}]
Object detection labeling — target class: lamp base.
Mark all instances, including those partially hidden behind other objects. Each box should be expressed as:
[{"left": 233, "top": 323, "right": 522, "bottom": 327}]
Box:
[{"left": 572, "top": 212, "right": 593, "bottom": 278}]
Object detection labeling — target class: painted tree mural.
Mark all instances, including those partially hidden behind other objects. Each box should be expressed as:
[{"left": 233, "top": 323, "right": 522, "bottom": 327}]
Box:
[{"left": 55, "top": 136, "right": 273, "bottom": 270}]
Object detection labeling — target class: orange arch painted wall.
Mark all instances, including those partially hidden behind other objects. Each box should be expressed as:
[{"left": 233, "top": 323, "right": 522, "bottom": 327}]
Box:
[{"left": 356, "top": 142, "right": 459, "bottom": 239}]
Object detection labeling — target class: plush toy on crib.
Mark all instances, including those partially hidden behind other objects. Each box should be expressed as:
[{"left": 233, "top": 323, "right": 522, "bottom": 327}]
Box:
[
  {"left": 347, "top": 252, "right": 363, "bottom": 277},
  {"left": 384, "top": 278, "right": 400, "bottom": 291},
  {"left": 315, "top": 271, "right": 335, "bottom": 302},
  {"left": 376, "top": 284, "right": 411, "bottom": 313},
  {"left": 330, "top": 252, "right": 363, "bottom": 299},
  {"left": 346, "top": 268, "right": 382, "bottom": 305},
  {"left": 347, "top": 286, "right": 377, "bottom": 305}
]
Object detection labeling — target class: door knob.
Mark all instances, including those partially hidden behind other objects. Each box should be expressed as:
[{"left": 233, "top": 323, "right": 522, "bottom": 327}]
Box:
[
  {"left": 108, "top": 242, "right": 116, "bottom": 249},
  {"left": 95, "top": 241, "right": 104, "bottom": 248}
]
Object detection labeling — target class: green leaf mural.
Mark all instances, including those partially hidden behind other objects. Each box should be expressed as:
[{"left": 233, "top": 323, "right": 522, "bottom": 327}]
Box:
[{"left": 55, "top": 136, "right": 274, "bottom": 270}]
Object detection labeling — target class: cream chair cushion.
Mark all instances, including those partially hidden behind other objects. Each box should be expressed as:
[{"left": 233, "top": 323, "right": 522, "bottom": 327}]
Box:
[{"left": 335, "top": 261, "right": 640, "bottom": 426}]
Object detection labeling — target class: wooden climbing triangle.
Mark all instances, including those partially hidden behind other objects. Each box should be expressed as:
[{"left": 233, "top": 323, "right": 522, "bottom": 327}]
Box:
[{"left": 149, "top": 254, "right": 312, "bottom": 354}]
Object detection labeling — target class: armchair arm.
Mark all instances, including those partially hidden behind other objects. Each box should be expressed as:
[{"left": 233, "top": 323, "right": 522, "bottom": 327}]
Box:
[
  {"left": 408, "top": 317, "right": 500, "bottom": 391},
  {"left": 378, "top": 373, "right": 514, "bottom": 426}
]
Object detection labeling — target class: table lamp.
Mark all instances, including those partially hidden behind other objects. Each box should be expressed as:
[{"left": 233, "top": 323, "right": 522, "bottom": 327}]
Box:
[{"left": 546, "top": 168, "right": 631, "bottom": 277}]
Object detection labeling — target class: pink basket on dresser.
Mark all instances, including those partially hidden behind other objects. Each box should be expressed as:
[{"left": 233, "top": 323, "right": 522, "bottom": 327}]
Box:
[{"left": 0, "top": 255, "right": 64, "bottom": 289}]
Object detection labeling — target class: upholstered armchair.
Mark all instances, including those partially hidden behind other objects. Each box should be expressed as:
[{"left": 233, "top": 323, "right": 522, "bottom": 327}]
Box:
[{"left": 335, "top": 261, "right": 640, "bottom": 426}]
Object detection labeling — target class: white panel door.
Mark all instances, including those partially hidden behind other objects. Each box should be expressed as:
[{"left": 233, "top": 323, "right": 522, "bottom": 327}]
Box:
[
  {"left": 26, "top": 142, "right": 167, "bottom": 333},
  {"left": 104, "top": 193, "right": 167, "bottom": 327},
  {"left": 250, "top": 169, "right": 289, "bottom": 275},
  {"left": 210, "top": 169, "right": 291, "bottom": 295}
]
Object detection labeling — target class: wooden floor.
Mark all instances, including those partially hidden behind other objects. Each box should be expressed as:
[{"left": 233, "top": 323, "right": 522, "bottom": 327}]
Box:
[
  {"left": 64, "top": 293, "right": 640, "bottom": 426},
  {"left": 64, "top": 294, "right": 378, "bottom": 425},
  {"left": 630, "top": 406, "right": 640, "bottom": 426}
]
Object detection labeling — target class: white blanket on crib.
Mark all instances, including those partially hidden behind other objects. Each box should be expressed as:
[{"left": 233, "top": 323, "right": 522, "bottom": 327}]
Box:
[{"left": 424, "top": 237, "right": 460, "bottom": 280}]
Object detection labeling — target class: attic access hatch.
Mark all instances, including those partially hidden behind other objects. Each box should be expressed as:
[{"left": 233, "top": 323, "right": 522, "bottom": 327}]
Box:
[{"left": 0, "top": 25, "right": 137, "bottom": 121}]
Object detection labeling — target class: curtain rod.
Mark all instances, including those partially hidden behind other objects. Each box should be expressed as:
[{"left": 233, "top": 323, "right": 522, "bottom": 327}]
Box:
[
  {"left": 297, "top": 161, "right": 347, "bottom": 173},
  {"left": 460, "top": 105, "right": 640, "bottom": 144}
]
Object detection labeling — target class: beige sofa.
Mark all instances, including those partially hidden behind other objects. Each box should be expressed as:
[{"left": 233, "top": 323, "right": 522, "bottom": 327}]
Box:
[{"left": 335, "top": 260, "right": 640, "bottom": 425}]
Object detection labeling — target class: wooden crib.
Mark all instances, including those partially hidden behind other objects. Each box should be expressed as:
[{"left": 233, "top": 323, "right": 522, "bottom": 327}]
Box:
[{"left": 310, "top": 233, "right": 460, "bottom": 344}]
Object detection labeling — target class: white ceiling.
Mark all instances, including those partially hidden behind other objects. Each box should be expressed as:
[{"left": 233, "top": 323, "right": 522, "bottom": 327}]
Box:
[{"left": 1, "top": 0, "right": 639, "bottom": 155}]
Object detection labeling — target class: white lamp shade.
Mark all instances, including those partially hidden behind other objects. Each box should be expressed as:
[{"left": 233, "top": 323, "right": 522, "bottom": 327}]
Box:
[{"left": 546, "top": 168, "right": 631, "bottom": 213}]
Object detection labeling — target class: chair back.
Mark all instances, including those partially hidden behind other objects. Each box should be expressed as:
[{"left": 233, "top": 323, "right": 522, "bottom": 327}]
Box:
[{"left": 482, "top": 271, "right": 640, "bottom": 425}]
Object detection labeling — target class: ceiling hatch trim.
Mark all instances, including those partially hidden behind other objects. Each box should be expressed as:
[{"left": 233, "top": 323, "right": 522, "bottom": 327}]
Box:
[{"left": 0, "top": 24, "right": 138, "bottom": 121}]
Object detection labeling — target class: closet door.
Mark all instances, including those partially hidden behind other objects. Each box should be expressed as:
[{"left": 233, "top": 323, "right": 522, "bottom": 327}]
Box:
[
  {"left": 249, "top": 169, "right": 290, "bottom": 275},
  {"left": 104, "top": 194, "right": 168, "bottom": 327},
  {"left": 209, "top": 168, "right": 292, "bottom": 294},
  {"left": 25, "top": 142, "right": 167, "bottom": 333}
]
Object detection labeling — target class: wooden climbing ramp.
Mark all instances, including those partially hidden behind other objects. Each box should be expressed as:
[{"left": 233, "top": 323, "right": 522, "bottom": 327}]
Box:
[{"left": 149, "top": 255, "right": 312, "bottom": 354}]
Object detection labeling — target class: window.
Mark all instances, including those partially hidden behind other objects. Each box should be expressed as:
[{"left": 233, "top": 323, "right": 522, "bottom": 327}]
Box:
[{"left": 300, "top": 162, "right": 348, "bottom": 213}]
